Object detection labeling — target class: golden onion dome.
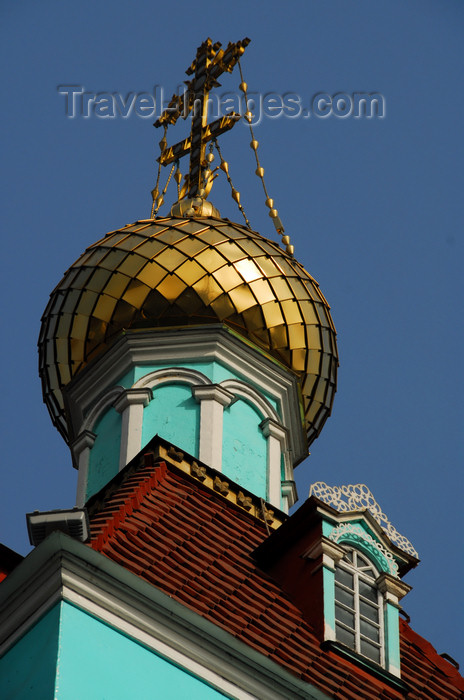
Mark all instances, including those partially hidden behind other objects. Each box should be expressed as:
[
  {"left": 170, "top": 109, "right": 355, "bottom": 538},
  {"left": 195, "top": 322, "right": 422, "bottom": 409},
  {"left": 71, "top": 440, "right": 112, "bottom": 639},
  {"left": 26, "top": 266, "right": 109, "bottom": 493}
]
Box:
[{"left": 39, "top": 215, "right": 338, "bottom": 445}]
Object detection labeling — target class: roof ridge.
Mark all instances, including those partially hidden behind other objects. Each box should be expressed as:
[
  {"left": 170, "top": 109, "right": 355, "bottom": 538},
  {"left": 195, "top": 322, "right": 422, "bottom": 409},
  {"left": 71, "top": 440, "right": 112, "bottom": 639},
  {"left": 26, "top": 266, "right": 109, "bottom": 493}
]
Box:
[{"left": 90, "top": 453, "right": 168, "bottom": 550}]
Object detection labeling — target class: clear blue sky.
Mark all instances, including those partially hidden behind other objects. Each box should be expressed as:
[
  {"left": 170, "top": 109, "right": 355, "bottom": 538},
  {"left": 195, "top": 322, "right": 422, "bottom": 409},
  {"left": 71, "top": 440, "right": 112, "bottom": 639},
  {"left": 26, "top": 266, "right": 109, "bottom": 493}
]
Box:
[{"left": 1, "top": 0, "right": 463, "bottom": 665}]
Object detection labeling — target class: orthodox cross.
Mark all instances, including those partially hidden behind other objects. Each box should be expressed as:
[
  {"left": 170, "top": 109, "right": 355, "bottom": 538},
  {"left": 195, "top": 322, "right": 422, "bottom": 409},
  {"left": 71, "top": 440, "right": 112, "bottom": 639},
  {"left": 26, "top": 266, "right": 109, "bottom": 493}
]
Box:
[{"left": 154, "top": 37, "right": 250, "bottom": 199}]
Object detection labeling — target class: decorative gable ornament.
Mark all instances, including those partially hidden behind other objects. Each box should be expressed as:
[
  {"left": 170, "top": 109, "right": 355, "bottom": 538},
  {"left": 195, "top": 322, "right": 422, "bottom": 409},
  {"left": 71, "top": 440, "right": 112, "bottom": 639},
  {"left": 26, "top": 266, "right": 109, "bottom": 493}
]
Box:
[{"left": 309, "top": 482, "right": 418, "bottom": 558}]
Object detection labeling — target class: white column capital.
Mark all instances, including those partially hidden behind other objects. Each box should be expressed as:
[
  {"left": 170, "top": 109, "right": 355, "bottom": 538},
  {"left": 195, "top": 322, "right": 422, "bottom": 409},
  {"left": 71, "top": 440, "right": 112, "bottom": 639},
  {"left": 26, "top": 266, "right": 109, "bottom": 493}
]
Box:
[
  {"left": 281, "top": 479, "right": 298, "bottom": 508},
  {"left": 114, "top": 388, "right": 152, "bottom": 471},
  {"left": 71, "top": 430, "right": 96, "bottom": 461},
  {"left": 376, "top": 573, "right": 412, "bottom": 604},
  {"left": 259, "top": 418, "right": 288, "bottom": 446},
  {"left": 303, "top": 537, "right": 346, "bottom": 568},
  {"left": 192, "top": 384, "right": 235, "bottom": 408},
  {"left": 72, "top": 430, "right": 96, "bottom": 508},
  {"left": 259, "top": 418, "right": 287, "bottom": 511},
  {"left": 113, "top": 388, "right": 152, "bottom": 414}
]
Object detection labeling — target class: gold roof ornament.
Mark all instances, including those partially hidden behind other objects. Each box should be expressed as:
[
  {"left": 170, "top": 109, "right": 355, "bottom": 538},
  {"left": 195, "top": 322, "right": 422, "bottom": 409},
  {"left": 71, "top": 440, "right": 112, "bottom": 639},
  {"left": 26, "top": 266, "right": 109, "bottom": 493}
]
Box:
[
  {"left": 152, "top": 37, "right": 250, "bottom": 219},
  {"left": 38, "top": 38, "right": 338, "bottom": 449}
]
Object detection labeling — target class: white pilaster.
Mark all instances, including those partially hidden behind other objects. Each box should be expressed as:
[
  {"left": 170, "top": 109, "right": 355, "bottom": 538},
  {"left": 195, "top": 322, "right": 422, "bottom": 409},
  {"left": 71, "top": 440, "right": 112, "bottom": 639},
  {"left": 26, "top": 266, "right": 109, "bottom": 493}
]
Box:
[
  {"left": 192, "top": 384, "right": 235, "bottom": 471},
  {"left": 281, "top": 479, "right": 298, "bottom": 512},
  {"left": 260, "top": 418, "right": 288, "bottom": 511},
  {"left": 113, "top": 388, "right": 152, "bottom": 471},
  {"left": 72, "top": 430, "right": 96, "bottom": 507}
]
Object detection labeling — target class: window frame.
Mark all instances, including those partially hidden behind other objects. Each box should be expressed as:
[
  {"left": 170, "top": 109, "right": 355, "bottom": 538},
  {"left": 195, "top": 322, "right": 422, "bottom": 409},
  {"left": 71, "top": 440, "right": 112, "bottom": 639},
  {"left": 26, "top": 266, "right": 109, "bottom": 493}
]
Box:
[{"left": 334, "top": 547, "right": 385, "bottom": 667}]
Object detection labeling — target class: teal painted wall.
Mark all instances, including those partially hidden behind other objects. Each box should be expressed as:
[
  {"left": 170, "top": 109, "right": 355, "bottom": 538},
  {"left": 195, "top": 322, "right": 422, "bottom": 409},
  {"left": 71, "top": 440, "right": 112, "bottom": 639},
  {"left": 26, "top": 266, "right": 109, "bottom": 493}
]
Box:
[
  {"left": 56, "top": 602, "right": 227, "bottom": 699},
  {"left": 385, "top": 602, "right": 401, "bottom": 673},
  {"left": 87, "top": 407, "right": 121, "bottom": 500},
  {"left": 0, "top": 603, "right": 60, "bottom": 700},
  {"left": 222, "top": 398, "right": 267, "bottom": 499},
  {"left": 85, "top": 358, "right": 280, "bottom": 502},
  {"left": 0, "top": 602, "right": 228, "bottom": 699},
  {"left": 322, "top": 566, "right": 336, "bottom": 637},
  {"left": 142, "top": 383, "right": 200, "bottom": 458}
]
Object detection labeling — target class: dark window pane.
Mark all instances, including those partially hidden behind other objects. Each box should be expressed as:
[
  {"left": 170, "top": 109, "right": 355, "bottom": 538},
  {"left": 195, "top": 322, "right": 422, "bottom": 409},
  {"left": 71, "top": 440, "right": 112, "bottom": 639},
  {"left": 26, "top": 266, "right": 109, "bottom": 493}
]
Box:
[
  {"left": 360, "top": 619, "right": 380, "bottom": 643},
  {"left": 361, "top": 639, "right": 381, "bottom": 664},
  {"left": 335, "top": 568, "right": 354, "bottom": 590},
  {"left": 344, "top": 550, "right": 353, "bottom": 563},
  {"left": 335, "top": 585, "right": 354, "bottom": 610},
  {"left": 360, "top": 600, "right": 379, "bottom": 623},
  {"left": 335, "top": 604, "right": 355, "bottom": 629},
  {"left": 356, "top": 552, "right": 371, "bottom": 567},
  {"left": 359, "top": 579, "right": 378, "bottom": 603},
  {"left": 336, "top": 624, "right": 355, "bottom": 650},
  {"left": 356, "top": 553, "right": 376, "bottom": 578},
  {"left": 358, "top": 566, "right": 376, "bottom": 580}
]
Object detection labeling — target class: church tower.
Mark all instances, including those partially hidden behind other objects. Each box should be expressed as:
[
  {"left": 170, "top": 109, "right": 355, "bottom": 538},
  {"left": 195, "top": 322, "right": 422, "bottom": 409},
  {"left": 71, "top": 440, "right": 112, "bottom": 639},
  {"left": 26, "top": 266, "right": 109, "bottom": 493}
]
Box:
[
  {"left": 1, "top": 38, "right": 463, "bottom": 700},
  {"left": 37, "top": 37, "right": 338, "bottom": 513}
]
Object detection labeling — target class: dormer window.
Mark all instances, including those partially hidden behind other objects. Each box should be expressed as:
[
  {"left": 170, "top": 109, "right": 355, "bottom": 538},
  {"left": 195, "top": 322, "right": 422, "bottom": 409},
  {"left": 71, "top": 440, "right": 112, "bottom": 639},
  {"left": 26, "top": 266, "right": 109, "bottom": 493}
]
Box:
[
  {"left": 256, "top": 484, "right": 418, "bottom": 681},
  {"left": 334, "top": 548, "right": 384, "bottom": 665}
]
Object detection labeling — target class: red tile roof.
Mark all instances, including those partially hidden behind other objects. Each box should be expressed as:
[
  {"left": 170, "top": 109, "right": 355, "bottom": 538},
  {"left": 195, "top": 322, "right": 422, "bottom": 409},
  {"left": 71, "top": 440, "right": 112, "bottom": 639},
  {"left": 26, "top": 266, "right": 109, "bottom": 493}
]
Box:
[{"left": 87, "top": 444, "right": 464, "bottom": 700}]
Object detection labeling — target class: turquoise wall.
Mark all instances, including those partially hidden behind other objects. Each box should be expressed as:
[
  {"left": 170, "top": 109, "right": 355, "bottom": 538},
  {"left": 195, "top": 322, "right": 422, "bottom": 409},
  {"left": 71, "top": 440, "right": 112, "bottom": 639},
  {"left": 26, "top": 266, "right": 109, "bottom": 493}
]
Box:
[
  {"left": 56, "top": 602, "right": 227, "bottom": 699},
  {"left": 385, "top": 602, "right": 401, "bottom": 673},
  {"left": 0, "top": 602, "right": 227, "bottom": 699},
  {"left": 85, "top": 358, "right": 280, "bottom": 502},
  {"left": 322, "top": 566, "right": 336, "bottom": 637},
  {"left": 142, "top": 383, "right": 200, "bottom": 458},
  {"left": 0, "top": 603, "right": 60, "bottom": 700},
  {"left": 87, "top": 407, "right": 121, "bottom": 500},
  {"left": 222, "top": 398, "right": 267, "bottom": 499}
]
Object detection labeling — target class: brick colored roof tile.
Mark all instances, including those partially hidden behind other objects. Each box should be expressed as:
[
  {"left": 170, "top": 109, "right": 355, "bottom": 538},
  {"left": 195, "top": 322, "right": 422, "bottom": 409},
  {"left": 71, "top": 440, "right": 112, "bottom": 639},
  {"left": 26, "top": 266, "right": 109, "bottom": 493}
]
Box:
[{"left": 86, "top": 447, "right": 464, "bottom": 700}]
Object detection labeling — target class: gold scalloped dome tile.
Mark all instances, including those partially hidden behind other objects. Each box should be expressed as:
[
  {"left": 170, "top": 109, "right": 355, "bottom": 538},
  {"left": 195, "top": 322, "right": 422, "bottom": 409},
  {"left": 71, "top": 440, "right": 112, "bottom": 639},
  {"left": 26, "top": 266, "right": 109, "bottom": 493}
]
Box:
[{"left": 39, "top": 216, "right": 338, "bottom": 445}]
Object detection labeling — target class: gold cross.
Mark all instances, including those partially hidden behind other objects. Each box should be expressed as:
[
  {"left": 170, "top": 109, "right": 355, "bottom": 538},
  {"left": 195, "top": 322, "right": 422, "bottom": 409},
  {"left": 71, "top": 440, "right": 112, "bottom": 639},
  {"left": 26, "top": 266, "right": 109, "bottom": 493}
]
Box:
[{"left": 154, "top": 37, "right": 250, "bottom": 198}]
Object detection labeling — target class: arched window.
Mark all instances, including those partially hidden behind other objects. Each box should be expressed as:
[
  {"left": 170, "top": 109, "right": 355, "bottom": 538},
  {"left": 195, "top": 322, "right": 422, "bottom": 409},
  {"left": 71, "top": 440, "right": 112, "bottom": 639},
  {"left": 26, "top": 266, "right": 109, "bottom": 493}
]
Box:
[{"left": 334, "top": 548, "right": 384, "bottom": 665}]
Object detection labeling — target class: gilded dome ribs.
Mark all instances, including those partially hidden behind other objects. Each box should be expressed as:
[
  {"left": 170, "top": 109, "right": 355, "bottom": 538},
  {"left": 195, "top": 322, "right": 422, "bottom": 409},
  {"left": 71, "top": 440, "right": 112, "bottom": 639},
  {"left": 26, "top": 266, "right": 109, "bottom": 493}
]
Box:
[{"left": 39, "top": 216, "right": 338, "bottom": 444}]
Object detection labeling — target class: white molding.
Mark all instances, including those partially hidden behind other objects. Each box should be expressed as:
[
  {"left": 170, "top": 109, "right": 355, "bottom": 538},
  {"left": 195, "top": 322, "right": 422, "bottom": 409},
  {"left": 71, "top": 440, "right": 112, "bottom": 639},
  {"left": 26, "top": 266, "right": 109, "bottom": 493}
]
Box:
[
  {"left": 281, "top": 480, "right": 298, "bottom": 510},
  {"left": 192, "top": 385, "right": 235, "bottom": 471},
  {"left": 376, "top": 573, "right": 412, "bottom": 604},
  {"left": 0, "top": 533, "right": 329, "bottom": 700},
  {"left": 71, "top": 430, "right": 96, "bottom": 456},
  {"left": 260, "top": 418, "right": 289, "bottom": 511},
  {"left": 63, "top": 326, "right": 308, "bottom": 466},
  {"left": 303, "top": 537, "right": 345, "bottom": 569},
  {"left": 72, "top": 386, "right": 124, "bottom": 503},
  {"left": 71, "top": 431, "right": 96, "bottom": 508},
  {"left": 112, "top": 388, "right": 153, "bottom": 413},
  {"left": 133, "top": 366, "right": 211, "bottom": 390},
  {"left": 114, "top": 388, "right": 153, "bottom": 471},
  {"left": 221, "top": 379, "right": 280, "bottom": 423},
  {"left": 81, "top": 385, "right": 125, "bottom": 434}
]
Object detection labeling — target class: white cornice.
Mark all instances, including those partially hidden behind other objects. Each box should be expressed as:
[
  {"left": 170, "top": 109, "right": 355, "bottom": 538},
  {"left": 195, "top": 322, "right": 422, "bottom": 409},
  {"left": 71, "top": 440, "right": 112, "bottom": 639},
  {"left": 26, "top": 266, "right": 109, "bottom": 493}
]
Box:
[{"left": 0, "top": 533, "right": 329, "bottom": 700}]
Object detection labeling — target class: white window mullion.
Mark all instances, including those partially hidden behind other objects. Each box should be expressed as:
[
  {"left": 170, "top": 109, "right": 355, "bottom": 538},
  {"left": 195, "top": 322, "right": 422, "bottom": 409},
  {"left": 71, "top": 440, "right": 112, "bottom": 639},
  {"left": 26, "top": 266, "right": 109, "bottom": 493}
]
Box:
[
  {"left": 354, "top": 564, "right": 361, "bottom": 654},
  {"left": 335, "top": 548, "right": 385, "bottom": 667}
]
